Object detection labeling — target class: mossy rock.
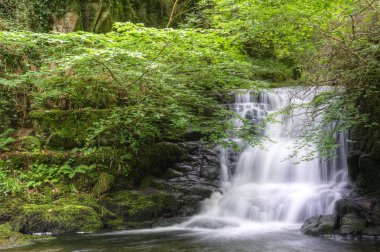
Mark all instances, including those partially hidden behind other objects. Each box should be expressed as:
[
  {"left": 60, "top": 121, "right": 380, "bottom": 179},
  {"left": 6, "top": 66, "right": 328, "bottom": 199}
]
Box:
[
  {"left": 0, "top": 200, "right": 22, "bottom": 224},
  {"left": 15, "top": 204, "right": 102, "bottom": 234},
  {"left": 53, "top": 194, "right": 124, "bottom": 230},
  {"left": 106, "top": 189, "right": 178, "bottom": 223},
  {"left": 0, "top": 223, "right": 37, "bottom": 250},
  {"left": 136, "top": 142, "right": 186, "bottom": 178},
  {"left": 92, "top": 172, "right": 115, "bottom": 197}
]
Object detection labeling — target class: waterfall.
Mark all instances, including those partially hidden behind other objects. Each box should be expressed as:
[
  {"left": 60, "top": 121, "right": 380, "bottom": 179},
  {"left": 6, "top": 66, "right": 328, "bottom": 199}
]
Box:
[{"left": 184, "top": 87, "right": 348, "bottom": 228}]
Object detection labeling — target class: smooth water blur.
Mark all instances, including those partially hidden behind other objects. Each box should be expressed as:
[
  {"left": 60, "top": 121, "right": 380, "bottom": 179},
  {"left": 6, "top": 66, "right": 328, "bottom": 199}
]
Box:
[
  {"left": 6, "top": 227, "right": 380, "bottom": 252},
  {"left": 187, "top": 88, "right": 349, "bottom": 226}
]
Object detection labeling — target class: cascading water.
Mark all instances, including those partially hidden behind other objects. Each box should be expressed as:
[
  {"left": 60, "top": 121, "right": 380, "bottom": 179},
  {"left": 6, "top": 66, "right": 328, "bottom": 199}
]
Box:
[{"left": 184, "top": 87, "right": 349, "bottom": 228}]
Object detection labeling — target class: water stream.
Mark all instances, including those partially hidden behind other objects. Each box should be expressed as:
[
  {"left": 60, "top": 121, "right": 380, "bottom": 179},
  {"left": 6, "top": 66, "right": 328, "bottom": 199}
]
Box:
[{"left": 183, "top": 87, "right": 349, "bottom": 228}]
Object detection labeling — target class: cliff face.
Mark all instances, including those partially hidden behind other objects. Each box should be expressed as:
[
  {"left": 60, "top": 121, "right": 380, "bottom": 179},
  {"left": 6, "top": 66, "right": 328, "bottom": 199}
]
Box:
[
  {"left": 52, "top": 0, "right": 175, "bottom": 33},
  {"left": 348, "top": 101, "right": 380, "bottom": 195}
]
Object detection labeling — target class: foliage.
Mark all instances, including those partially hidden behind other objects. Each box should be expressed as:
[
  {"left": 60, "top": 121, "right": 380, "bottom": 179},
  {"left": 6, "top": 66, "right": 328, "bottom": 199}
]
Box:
[
  {"left": 0, "top": 129, "right": 15, "bottom": 152},
  {"left": 184, "top": 0, "right": 355, "bottom": 58},
  {"left": 0, "top": 160, "right": 97, "bottom": 194},
  {"left": 0, "top": 0, "right": 70, "bottom": 32},
  {"left": 298, "top": 0, "right": 380, "bottom": 158},
  {"left": 0, "top": 23, "right": 285, "bottom": 158}
]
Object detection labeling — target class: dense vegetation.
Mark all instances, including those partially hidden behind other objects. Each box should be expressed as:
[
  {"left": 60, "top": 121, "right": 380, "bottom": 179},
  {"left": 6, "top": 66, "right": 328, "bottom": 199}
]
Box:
[
  {"left": 0, "top": 21, "right": 293, "bottom": 196},
  {"left": 0, "top": 0, "right": 378, "bottom": 248}
]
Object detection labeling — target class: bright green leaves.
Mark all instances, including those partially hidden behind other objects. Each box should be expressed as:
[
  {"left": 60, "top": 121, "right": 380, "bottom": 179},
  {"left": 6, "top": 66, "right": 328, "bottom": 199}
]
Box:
[
  {"left": 0, "top": 128, "right": 15, "bottom": 152},
  {"left": 192, "top": 0, "right": 354, "bottom": 58},
  {"left": 0, "top": 23, "right": 271, "bottom": 158}
]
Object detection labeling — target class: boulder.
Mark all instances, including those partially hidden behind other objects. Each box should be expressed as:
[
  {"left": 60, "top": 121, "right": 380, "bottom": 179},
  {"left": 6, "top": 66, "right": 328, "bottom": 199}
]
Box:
[
  {"left": 15, "top": 204, "right": 102, "bottom": 234},
  {"left": 0, "top": 224, "right": 38, "bottom": 250},
  {"left": 371, "top": 203, "right": 380, "bottom": 225},
  {"left": 363, "top": 226, "right": 380, "bottom": 236},
  {"left": 301, "top": 215, "right": 337, "bottom": 236},
  {"left": 340, "top": 213, "right": 367, "bottom": 235},
  {"left": 348, "top": 153, "right": 380, "bottom": 193},
  {"left": 92, "top": 172, "right": 115, "bottom": 197},
  {"left": 335, "top": 199, "right": 365, "bottom": 218},
  {"left": 105, "top": 190, "right": 179, "bottom": 224}
]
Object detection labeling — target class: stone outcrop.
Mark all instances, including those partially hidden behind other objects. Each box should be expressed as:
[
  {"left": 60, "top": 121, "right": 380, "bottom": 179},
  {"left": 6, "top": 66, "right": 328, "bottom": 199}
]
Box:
[
  {"left": 137, "top": 141, "right": 221, "bottom": 217},
  {"left": 50, "top": 0, "right": 177, "bottom": 33},
  {"left": 302, "top": 197, "right": 380, "bottom": 238},
  {"left": 347, "top": 152, "right": 380, "bottom": 194}
]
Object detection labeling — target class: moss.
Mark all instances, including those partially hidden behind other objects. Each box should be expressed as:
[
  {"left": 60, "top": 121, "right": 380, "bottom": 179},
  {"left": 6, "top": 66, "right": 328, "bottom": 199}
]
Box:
[
  {"left": 15, "top": 204, "right": 103, "bottom": 234},
  {"left": 0, "top": 223, "right": 40, "bottom": 250},
  {"left": 92, "top": 172, "right": 115, "bottom": 197},
  {"left": 30, "top": 109, "right": 110, "bottom": 148},
  {"left": 0, "top": 84, "right": 32, "bottom": 130},
  {"left": 0, "top": 151, "right": 68, "bottom": 169},
  {"left": 76, "top": 147, "right": 130, "bottom": 170},
  {"left": 0, "top": 197, "right": 24, "bottom": 224},
  {"left": 106, "top": 189, "right": 178, "bottom": 222},
  {"left": 136, "top": 142, "right": 186, "bottom": 178},
  {"left": 52, "top": 194, "right": 124, "bottom": 230}
]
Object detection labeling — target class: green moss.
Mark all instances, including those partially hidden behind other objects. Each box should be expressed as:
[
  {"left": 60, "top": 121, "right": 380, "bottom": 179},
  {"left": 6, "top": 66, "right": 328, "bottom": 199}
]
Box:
[
  {"left": 92, "top": 172, "right": 115, "bottom": 197},
  {"left": 107, "top": 189, "right": 177, "bottom": 222},
  {"left": 0, "top": 223, "right": 38, "bottom": 250},
  {"left": 30, "top": 109, "right": 110, "bottom": 148},
  {"left": 15, "top": 204, "right": 103, "bottom": 234},
  {"left": 136, "top": 142, "right": 186, "bottom": 177},
  {"left": 0, "top": 197, "right": 24, "bottom": 224},
  {"left": 52, "top": 194, "right": 124, "bottom": 230},
  {"left": 0, "top": 151, "right": 67, "bottom": 169}
]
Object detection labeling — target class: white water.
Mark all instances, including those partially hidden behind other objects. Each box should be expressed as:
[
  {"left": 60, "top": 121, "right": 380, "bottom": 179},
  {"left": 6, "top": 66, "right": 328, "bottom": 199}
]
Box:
[{"left": 183, "top": 88, "right": 348, "bottom": 229}]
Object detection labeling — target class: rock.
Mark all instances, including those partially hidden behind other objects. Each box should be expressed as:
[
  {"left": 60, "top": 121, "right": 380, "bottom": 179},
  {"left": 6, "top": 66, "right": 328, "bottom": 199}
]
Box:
[
  {"left": 183, "top": 131, "right": 203, "bottom": 141},
  {"left": 301, "top": 215, "right": 337, "bottom": 236},
  {"left": 92, "top": 172, "right": 115, "bottom": 197},
  {"left": 340, "top": 213, "right": 367, "bottom": 235},
  {"left": 335, "top": 199, "right": 365, "bottom": 218},
  {"left": 136, "top": 142, "right": 186, "bottom": 177},
  {"left": 143, "top": 141, "right": 220, "bottom": 216},
  {"left": 371, "top": 203, "right": 380, "bottom": 225},
  {"left": 363, "top": 226, "right": 380, "bottom": 236},
  {"left": 348, "top": 153, "right": 380, "bottom": 193},
  {"left": 15, "top": 204, "right": 102, "bottom": 234},
  {"left": 0, "top": 223, "right": 41, "bottom": 250},
  {"left": 51, "top": 12, "right": 80, "bottom": 33},
  {"left": 105, "top": 190, "right": 179, "bottom": 223}
]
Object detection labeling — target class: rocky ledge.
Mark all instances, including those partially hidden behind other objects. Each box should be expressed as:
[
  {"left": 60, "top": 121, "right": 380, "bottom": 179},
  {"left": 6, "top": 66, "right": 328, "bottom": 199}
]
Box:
[{"left": 301, "top": 196, "right": 380, "bottom": 238}]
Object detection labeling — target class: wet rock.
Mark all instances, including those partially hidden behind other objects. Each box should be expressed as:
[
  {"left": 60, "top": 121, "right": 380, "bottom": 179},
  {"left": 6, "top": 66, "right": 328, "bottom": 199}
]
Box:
[
  {"left": 363, "top": 226, "right": 380, "bottom": 236},
  {"left": 335, "top": 199, "right": 365, "bottom": 218},
  {"left": 371, "top": 203, "right": 380, "bottom": 225},
  {"left": 143, "top": 141, "right": 220, "bottom": 216},
  {"left": 340, "top": 213, "right": 367, "bottom": 235},
  {"left": 301, "top": 215, "right": 337, "bottom": 236},
  {"left": 347, "top": 153, "right": 380, "bottom": 193},
  {"left": 137, "top": 142, "right": 186, "bottom": 177}
]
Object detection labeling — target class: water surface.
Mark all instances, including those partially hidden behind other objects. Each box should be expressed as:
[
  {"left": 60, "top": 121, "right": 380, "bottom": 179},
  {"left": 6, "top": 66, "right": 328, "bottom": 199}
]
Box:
[{"left": 7, "top": 225, "right": 380, "bottom": 252}]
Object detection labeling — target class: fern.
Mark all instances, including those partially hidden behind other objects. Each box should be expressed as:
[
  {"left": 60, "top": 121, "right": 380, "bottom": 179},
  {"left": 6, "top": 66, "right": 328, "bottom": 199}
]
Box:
[{"left": 0, "top": 129, "right": 15, "bottom": 152}]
